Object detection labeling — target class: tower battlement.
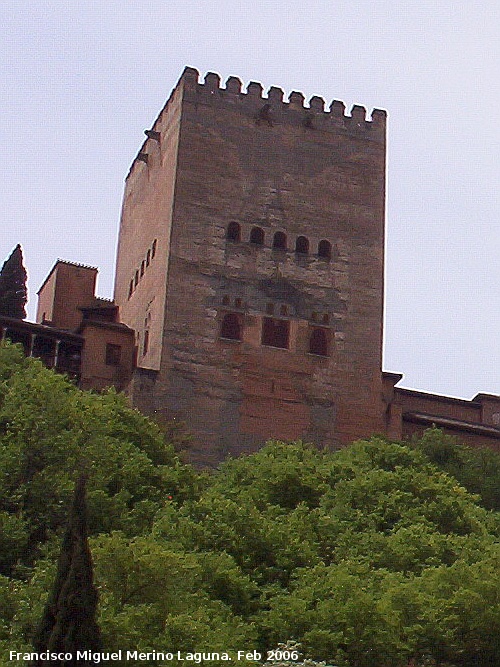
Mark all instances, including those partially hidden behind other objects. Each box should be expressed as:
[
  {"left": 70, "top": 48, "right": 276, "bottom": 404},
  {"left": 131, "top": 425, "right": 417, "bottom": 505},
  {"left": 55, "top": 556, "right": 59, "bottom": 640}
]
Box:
[
  {"left": 128, "top": 67, "right": 386, "bottom": 178},
  {"left": 180, "top": 66, "right": 386, "bottom": 126}
]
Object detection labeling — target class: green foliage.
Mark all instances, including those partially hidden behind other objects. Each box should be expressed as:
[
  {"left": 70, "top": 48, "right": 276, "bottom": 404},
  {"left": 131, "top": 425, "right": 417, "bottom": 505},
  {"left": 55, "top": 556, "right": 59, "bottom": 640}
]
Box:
[
  {"left": 415, "top": 426, "right": 500, "bottom": 510},
  {"left": 88, "top": 532, "right": 258, "bottom": 665},
  {"left": 146, "top": 438, "right": 500, "bottom": 665},
  {"left": 1, "top": 348, "right": 500, "bottom": 666},
  {"left": 0, "top": 244, "right": 27, "bottom": 319},
  {"left": 0, "top": 343, "right": 199, "bottom": 574}
]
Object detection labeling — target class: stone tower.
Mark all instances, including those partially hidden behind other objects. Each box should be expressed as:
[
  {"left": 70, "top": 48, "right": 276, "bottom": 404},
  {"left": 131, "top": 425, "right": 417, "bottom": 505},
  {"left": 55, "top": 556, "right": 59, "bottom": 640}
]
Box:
[{"left": 114, "top": 67, "right": 387, "bottom": 464}]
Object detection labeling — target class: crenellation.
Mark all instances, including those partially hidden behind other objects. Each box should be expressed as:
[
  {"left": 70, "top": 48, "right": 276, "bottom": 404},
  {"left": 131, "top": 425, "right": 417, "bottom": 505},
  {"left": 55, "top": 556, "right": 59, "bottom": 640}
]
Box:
[
  {"left": 330, "top": 100, "right": 346, "bottom": 117},
  {"left": 246, "top": 81, "right": 264, "bottom": 99},
  {"left": 350, "top": 105, "right": 367, "bottom": 123},
  {"left": 288, "top": 91, "right": 305, "bottom": 108},
  {"left": 267, "top": 86, "right": 284, "bottom": 104},
  {"left": 174, "top": 69, "right": 387, "bottom": 135},
  {"left": 370, "top": 108, "right": 387, "bottom": 126},
  {"left": 181, "top": 66, "right": 200, "bottom": 87},
  {"left": 203, "top": 71, "right": 221, "bottom": 92},
  {"left": 225, "top": 76, "right": 242, "bottom": 94},
  {"left": 155, "top": 74, "right": 382, "bottom": 190},
  {"left": 309, "top": 96, "right": 325, "bottom": 112}
]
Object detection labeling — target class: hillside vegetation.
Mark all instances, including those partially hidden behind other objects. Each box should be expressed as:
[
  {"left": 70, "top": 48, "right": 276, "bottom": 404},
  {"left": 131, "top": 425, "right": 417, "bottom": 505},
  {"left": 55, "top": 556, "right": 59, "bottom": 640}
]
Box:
[{"left": 1, "top": 342, "right": 499, "bottom": 667}]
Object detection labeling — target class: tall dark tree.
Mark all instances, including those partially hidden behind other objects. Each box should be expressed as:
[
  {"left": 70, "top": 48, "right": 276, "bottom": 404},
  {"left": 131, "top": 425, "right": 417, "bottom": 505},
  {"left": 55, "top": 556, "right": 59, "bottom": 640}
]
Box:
[
  {"left": 32, "top": 475, "right": 102, "bottom": 665},
  {"left": 0, "top": 244, "right": 28, "bottom": 319}
]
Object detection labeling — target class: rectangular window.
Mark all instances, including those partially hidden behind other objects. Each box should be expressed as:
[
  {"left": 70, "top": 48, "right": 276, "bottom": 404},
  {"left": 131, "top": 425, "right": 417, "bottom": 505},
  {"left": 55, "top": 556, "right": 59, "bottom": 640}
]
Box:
[
  {"left": 261, "top": 317, "right": 290, "bottom": 349},
  {"left": 105, "top": 343, "right": 121, "bottom": 366}
]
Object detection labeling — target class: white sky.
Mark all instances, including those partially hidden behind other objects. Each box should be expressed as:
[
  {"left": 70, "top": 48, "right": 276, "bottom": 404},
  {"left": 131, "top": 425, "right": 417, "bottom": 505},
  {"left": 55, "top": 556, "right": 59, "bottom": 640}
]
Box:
[{"left": 1, "top": 1, "right": 499, "bottom": 400}]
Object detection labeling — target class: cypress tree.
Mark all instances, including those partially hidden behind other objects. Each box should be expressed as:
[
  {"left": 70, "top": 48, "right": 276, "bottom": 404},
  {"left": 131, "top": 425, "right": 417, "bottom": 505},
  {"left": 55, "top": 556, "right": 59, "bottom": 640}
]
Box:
[
  {"left": 32, "top": 475, "right": 102, "bottom": 665},
  {"left": 0, "top": 244, "right": 28, "bottom": 319}
]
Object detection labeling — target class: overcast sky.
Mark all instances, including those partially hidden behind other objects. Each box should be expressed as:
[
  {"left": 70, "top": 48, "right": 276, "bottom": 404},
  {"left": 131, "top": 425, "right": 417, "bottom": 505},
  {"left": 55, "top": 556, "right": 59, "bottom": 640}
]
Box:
[{"left": 2, "top": 1, "right": 499, "bottom": 400}]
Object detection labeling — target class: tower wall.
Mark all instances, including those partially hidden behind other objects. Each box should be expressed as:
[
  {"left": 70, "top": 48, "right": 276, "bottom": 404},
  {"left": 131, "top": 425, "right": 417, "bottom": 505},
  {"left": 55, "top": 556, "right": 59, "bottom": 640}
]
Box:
[
  {"left": 115, "top": 68, "right": 387, "bottom": 464},
  {"left": 114, "top": 79, "right": 184, "bottom": 372}
]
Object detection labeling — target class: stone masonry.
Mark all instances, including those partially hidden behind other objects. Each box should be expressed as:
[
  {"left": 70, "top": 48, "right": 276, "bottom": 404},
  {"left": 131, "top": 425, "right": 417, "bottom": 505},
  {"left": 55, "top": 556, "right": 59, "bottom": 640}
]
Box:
[{"left": 114, "top": 67, "right": 388, "bottom": 464}]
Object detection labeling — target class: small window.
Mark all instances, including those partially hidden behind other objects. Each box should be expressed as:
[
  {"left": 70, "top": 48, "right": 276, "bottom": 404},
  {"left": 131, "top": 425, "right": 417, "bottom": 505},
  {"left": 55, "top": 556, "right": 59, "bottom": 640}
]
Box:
[
  {"left": 318, "top": 240, "right": 332, "bottom": 259},
  {"left": 295, "top": 236, "right": 309, "bottom": 254},
  {"left": 272, "top": 231, "right": 287, "bottom": 250},
  {"left": 134, "top": 270, "right": 139, "bottom": 287},
  {"left": 280, "top": 305, "right": 288, "bottom": 316},
  {"left": 222, "top": 295, "right": 230, "bottom": 306},
  {"left": 322, "top": 314, "right": 330, "bottom": 325},
  {"left": 250, "top": 227, "right": 264, "bottom": 245},
  {"left": 140, "top": 260, "right": 145, "bottom": 277},
  {"left": 226, "top": 222, "right": 241, "bottom": 242},
  {"left": 128, "top": 280, "right": 133, "bottom": 298},
  {"left": 143, "top": 330, "right": 149, "bottom": 355},
  {"left": 105, "top": 343, "right": 121, "bottom": 366},
  {"left": 234, "top": 297, "right": 242, "bottom": 308},
  {"left": 146, "top": 249, "right": 151, "bottom": 266},
  {"left": 266, "top": 302, "right": 274, "bottom": 315},
  {"left": 309, "top": 328, "right": 328, "bottom": 356},
  {"left": 152, "top": 239, "right": 157, "bottom": 258},
  {"left": 220, "top": 313, "right": 242, "bottom": 341},
  {"left": 262, "top": 317, "right": 290, "bottom": 349}
]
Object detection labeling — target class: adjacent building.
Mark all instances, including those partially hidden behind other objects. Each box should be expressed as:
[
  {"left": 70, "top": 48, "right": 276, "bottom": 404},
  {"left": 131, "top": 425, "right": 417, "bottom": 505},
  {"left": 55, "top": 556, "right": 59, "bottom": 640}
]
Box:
[{"left": 1, "top": 260, "right": 135, "bottom": 392}]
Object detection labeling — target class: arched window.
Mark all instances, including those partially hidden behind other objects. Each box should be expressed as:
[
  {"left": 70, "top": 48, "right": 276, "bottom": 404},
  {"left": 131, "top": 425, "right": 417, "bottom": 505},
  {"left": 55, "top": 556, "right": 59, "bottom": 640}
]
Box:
[
  {"left": 220, "top": 313, "right": 242, "bottom": 341},
  {"left": 222, "top": 295, "right": 230, "bottom": 306},
  {"left": 226, "top": 221, "right": 241, "bottom": 242},
  {"left": 322, "top": 314, "right": 330, "bottom": 325},
  {"left": 295, "top": 236, "right": 309, "bottom": 254},
  {"left": 318, "top": 240, "right": 332, "bottom": 259},
  {"left": 309, "top": 328, "right": 328, "bottom": 356},
  {"left": 250, "top": 226, "right": 264, "bottom": 245},
  {"left": 273, "top": 231, "right": 287, "bottom": 250}
]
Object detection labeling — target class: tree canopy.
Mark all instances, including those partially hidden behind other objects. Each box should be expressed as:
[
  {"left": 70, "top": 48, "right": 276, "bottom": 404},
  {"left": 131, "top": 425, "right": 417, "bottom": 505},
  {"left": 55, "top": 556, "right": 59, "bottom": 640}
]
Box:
[
  {"left": 1, "top": 342, "right": 500, "bottom": 666},
  {"left": 0, "top": 244, "right": 28, "bottom": 319}
]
